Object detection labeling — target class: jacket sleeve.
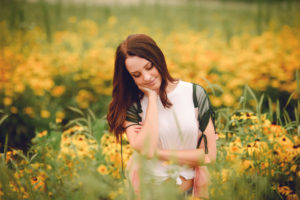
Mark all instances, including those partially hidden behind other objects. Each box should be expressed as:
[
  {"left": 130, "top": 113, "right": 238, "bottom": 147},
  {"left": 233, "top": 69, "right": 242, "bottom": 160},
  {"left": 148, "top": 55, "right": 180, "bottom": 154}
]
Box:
[
  {"left": 193, "top": 84, "right": 216, "bottom": 150},
  {"left": 125, "top": 101, "right": 143, "bottom": 124}
]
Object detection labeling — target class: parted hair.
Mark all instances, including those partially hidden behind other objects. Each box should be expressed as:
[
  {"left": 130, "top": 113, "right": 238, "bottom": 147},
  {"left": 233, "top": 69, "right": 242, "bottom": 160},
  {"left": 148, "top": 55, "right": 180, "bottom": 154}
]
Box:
[{"left": 107, "top": 34, "right": 177, "bottom": 141}]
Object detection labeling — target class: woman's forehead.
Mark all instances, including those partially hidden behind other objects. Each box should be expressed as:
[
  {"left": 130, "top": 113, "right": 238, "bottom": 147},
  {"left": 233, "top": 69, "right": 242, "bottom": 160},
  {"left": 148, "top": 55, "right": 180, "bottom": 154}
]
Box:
[{"left": 125, "top": 56, "right": 149, "bottom": 72}]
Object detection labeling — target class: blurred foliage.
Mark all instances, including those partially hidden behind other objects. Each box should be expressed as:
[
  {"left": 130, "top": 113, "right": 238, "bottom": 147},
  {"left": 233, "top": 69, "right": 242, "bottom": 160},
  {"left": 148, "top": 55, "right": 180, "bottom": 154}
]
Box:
[{"left": 0, "top": 99, "right": 299, "bottom": 199}]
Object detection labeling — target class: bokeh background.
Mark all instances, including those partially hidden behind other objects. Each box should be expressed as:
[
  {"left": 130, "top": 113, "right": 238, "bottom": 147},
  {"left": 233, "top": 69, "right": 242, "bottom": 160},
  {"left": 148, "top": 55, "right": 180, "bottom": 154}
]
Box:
[{"left": 0, "top": 0, "right": 299, "bottom": 199}]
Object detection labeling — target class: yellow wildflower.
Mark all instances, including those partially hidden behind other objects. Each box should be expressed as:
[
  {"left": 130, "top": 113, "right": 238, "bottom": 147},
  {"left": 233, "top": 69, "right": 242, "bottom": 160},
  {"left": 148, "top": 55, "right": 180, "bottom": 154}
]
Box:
[
  {"left": 3, "top": 97, "right": 12, "bottom": 106},
  {"left": 10, "top": 106, "right": 18, "bottom": 114},
  {"left": 277, "top": 185, "right": 292, "bottom": 196},
  {"left": 97, "top": 164, "right": 109, "bottom": 175},
  {"left": 51, "top": 85, "right": 66, "bottom": 97},
  {"left": 40, "top": 110, "right": 50, "bottom": 118}
]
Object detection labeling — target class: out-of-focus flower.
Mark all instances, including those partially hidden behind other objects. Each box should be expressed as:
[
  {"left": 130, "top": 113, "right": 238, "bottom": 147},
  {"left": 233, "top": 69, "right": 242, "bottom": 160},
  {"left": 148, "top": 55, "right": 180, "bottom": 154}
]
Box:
[
  {"left": 40, "top": 110, "right": 50, "bottom": 118},
  {"left": 23, "top": 107, "right": 35, "bottom": 118},
  {"left": 277, "top": 185, "right": 293, "bottom": 196},
  {"left": 10, "top": 106, "right": 18, "bottom": 114},
  {"left": 38, "top": 130, "right": 48, "bottom": 138},
  {"left": 97, "top": 164, "right": 109, "bottom": 175},
  {"left": 55, "top": 111, "right": 65, "bottom": 123},
  {"left": 221, "top": 169, "right": 230, "bottom": 183},
  {"left": 108, "top": 16, "right": 118, "bottom": 26},
  {"left": 51, "top": 85, "right": 66, "bottom": 97},
  {"left": 3, "top": 97, "right": 12, "bottom": 106},
  {"left": 76, "top": 89, "right": 96, "bottom": 109}
]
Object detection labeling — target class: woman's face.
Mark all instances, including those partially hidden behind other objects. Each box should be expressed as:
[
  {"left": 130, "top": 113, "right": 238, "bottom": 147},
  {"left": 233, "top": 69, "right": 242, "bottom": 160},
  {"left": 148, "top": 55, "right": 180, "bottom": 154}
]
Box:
[{"left": 125, "top": 56, "right": 162, "bottom": 93}]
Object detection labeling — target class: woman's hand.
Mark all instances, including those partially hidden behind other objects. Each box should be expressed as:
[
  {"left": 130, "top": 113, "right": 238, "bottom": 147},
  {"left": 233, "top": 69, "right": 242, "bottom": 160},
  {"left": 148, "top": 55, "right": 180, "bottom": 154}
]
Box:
[{"left": 138, "top": 86, "right": 158, "bottom": 97}]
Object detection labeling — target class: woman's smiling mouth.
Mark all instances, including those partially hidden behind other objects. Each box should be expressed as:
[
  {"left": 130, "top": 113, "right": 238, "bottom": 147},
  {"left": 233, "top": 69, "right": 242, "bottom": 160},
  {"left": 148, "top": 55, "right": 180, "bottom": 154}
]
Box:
[{"left": 146, "top": 78, "right": 156, "bottom": 87}]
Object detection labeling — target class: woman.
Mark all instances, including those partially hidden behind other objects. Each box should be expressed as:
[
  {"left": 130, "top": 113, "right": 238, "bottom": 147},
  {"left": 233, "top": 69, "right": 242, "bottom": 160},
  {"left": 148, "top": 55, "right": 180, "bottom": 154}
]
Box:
[{"left": 107, "top": 34, "right": 217, "bottom": 198}]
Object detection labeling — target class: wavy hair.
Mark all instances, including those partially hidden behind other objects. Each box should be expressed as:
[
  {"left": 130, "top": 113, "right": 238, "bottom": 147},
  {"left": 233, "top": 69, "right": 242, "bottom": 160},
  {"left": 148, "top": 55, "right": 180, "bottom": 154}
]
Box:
[{"left": 107, "top": 34, "right": 177, "bottom": 141}]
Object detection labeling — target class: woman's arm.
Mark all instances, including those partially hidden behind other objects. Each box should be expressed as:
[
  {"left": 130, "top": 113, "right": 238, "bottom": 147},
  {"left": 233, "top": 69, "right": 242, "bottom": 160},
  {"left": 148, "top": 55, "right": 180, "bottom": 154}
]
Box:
[
  {"left": 124, "top": 91, "right": 159, "bottom": 159},
  {"left": 156, "top": 118, "right": 216, "bottom": 167}
]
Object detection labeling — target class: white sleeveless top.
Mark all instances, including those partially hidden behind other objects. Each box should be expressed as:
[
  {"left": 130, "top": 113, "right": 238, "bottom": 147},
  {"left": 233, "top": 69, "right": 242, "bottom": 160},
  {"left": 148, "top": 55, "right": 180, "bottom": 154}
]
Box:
[{"left": 132, "top": 80, "right": 199, "bottom": 184}]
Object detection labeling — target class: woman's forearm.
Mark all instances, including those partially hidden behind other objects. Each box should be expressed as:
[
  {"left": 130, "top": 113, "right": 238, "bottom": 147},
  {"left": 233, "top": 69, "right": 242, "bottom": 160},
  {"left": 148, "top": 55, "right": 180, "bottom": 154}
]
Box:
[
  {"left": 157, "top": 148, "right": 205, "bottom": 167},
  {"left": 157, "top": 118, "right": 217, "bottom": 167},
  {"left": 131, "top": 93, "right": 159, "bottom": 158}
]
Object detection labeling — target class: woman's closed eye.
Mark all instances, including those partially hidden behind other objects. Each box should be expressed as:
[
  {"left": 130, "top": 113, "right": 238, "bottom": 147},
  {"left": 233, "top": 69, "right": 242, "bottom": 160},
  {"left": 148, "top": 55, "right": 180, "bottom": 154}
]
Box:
[
  {"left": 132, "top": 73, "right": 141, "bottom": 78},
  {"left": 131, "top": 63, "right": 153, "bottom": 78},
  {"left": 146, "top": 63, "right": 153, "bottom": 70}
]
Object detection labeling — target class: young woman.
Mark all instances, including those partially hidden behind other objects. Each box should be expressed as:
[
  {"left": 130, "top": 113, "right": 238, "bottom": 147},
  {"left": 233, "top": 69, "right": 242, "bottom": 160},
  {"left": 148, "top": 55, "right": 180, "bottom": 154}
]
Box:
[{"left": 107, "top": 34, "right": 217, "bottom": 198}]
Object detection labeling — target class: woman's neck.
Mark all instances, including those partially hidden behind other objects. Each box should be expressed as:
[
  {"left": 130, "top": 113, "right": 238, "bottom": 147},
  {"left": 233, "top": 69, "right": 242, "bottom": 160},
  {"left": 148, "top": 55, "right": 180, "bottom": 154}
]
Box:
[{"left": 166, "top": 80, "right": 179, "bottom": 94}]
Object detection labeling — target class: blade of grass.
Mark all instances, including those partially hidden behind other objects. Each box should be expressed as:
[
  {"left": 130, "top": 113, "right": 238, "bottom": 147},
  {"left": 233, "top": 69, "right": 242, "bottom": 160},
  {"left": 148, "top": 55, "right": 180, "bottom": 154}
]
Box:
[
  {"left": 268, "top": 96, "right": 273, "bottom": 122},
  {"left": 242, "top": 85, "right": 248, "bottom": 110},
  {"left": 65, "top": 118, "right": 88, "bottom": 128},
  {"left": 246, "top": 85, "right": 258, "bottom": 105},
  {"left": 0, "top": 114, "right": 9, "bottom": 125},
  {"left": 87, "top": 114, "right": 93, "bottom": 136},
  {"left": 87, "top": 108, "right": 96, "bottom": 121},
  {"left": 276, "top": 99, "right": 282, "bottom": 126},
  {"left": 283, "top": 109, "right": 291, "bottom": 125},
  {"left": 68, "top": 106, "right": 85, "bottom": 116},
  {"left": 4, "top": 133, "right": 8, "bottom": 160},
  {"left": 284, "top": 91, "right": 296, "bottom": 109},
  {"left": 296, "top": 68, "right": 299, "bottom": 92}
]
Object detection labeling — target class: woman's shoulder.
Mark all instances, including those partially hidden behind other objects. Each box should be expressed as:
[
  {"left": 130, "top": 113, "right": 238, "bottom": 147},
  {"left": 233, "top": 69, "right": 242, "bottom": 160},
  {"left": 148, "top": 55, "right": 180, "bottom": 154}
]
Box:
[
  {"left": 176, "top": 80, "right": 193, "bottom": 89},
  {"left": 179, "top": 80, "right": 205, "bottom": 92}
]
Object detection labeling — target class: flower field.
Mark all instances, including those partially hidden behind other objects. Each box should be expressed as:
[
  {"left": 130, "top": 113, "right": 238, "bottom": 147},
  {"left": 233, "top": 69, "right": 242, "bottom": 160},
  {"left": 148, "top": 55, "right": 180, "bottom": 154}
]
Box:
[{"left": 0, "top": 0, "right": 300, "bottom": 199}]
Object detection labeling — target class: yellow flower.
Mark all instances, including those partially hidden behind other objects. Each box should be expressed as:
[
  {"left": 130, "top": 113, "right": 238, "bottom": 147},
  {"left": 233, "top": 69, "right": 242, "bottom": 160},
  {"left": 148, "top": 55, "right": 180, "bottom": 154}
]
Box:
[
  {"left": 112, "top": 169, "right": 120, "bottom": 179},
  {"left": 40, "top": 110, "right": 50, "bottom": 118},
  {"left": 51, "top": 85, "right": 66, "bottom": 97},
  {"left": 10, "top": 106, "right": 18, "bottom": 114},
  {"left": 210, "top": 96, "right": 222, "bottom": 107},
  {"left": 3, "top": 97, "right": 12, "bottom": 106},
  {"left": 221, "top": 169, "right": 230, "bottom": 183},
  {"left": 22, "top": 192, "right": 29, "bottom": 199},
  {"left": 97, "top": 164, "right": 109, "bottom": 175},
  {"left": 76, "top": 89, "right": 95, "bottom": 109},
  {"left": 48, "top": 192, "right": 53, "bottom": 197},
  {"left": 14, "top": 83, "right": 25, "bottom": 93},
  {"left": 222, "top": 93, "right": 235, "bottom": 107},
  {"left": 108, "top": 191, "right": 117, "bottom": 199},
  {"left": 38, "top": 130, "right": 48, "bottom": 138},
  {"left": 240, "top": 160, "right": 254, "bottom": 171},
  {"left": 286, "top": 193, "right": 299, "bottom": 200},
  {"left": 6, "top": 151, "right": 12, "bottom": 163},
  {"left": 291, "top": 165, "right": 297, "bottom": 173},
  {"left": 277, "top": 185, "right": 293, "bottom": 196},
  {"left": 108, "top": 16, "right": 118, "bottom": 26},
  {"left": 56, "top": 111, "right": 65, "bottom": 123},
  {"left": 23, "top": 107, "right": 35, "bottom": 118}
]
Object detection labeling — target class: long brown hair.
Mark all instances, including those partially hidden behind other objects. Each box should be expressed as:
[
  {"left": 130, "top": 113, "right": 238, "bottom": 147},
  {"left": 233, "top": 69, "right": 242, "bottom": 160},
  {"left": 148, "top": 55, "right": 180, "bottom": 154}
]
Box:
[{"left": 107, "top": 34, "right": 177, "bottom": 141}]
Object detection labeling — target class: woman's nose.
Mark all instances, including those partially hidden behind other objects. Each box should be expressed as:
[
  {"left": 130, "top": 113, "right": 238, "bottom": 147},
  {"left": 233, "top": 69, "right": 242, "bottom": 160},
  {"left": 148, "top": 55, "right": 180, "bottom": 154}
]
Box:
[{"left": 143, "top": 72, "right": 151, "bottom": 81}]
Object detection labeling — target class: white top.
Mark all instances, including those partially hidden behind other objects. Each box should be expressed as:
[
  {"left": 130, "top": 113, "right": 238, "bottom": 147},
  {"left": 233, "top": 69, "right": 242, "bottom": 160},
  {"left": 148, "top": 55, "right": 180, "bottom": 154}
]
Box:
[{"left": 133, "top": 80, "right": 199, "bottom": 184}]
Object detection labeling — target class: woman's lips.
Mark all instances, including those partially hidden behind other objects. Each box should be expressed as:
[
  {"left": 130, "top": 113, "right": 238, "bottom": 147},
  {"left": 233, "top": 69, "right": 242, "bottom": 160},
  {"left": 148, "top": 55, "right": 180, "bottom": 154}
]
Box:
[{"left": 146, "top": 78, "right": 156, "bottom": 87}]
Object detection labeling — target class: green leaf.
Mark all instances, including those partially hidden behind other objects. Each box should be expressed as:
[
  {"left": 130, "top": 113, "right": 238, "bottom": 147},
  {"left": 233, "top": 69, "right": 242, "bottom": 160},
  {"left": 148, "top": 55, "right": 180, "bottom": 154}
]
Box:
[
  {"left": 0, "top": 115, "right": 9, "bottom": 126},
  {"left": 283, "top": 109, "right": 291, "bottom": 125},
  {"left": 87, "top": 108, "right": 96, "bottom": 121},
  {"left": 267, "top": 96, "right": 273, "bottom": 122},
  {"left": 284, "top": 91, "right": 296, "bottom": 109},
  {"left": 296, "top": 68, "right": 299, "bottom": 92},
  {"left": 65, "top": 118, "right": 88, "bottom": 128},
  {"left": 246, "top": 85, "right": 258, "bottom": 105},
  {"left": 68, "top": 106, "right": 85, "bottom": 116},
  {"left": 276, "top": 99, "right": 282, "bottom": 125}
]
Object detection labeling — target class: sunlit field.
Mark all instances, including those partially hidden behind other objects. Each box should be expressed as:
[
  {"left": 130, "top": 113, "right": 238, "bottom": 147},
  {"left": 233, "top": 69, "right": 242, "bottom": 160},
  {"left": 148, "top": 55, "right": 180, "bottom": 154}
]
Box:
[{"left": 0, "top": 0, "right": 299, "bottom": 199}]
